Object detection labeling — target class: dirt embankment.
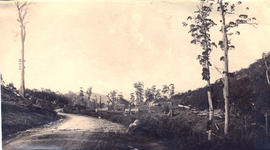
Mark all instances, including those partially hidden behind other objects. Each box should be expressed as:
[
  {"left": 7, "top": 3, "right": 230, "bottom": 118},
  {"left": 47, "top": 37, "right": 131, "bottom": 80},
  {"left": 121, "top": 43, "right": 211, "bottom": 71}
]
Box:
[{"left": 1, "top": 85, "right": 59, "bottom": 140}]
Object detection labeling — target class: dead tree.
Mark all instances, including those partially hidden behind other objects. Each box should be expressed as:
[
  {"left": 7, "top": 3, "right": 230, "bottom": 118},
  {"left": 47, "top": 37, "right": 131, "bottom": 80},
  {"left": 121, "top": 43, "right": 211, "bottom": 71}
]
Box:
[{"left": 16, "top": 1, "right": 29, "bottom": 97}]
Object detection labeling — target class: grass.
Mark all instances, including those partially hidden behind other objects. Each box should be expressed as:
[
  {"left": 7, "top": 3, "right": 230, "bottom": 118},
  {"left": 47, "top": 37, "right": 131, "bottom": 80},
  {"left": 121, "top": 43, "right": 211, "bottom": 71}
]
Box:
[{"left": 63, "top": 105, "right": 270, "bottom": 150}]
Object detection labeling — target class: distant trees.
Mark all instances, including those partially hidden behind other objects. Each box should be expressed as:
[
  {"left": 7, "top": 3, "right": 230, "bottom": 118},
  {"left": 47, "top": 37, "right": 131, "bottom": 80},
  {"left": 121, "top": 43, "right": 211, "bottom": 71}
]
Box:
[
  {"left": 162, "top": 84, "right": 175, "bottom": 117},
  {"left": 134, "top": 82, "right": 144, "bottom": 105},
  {"left": 65, "top": 91, "right": 78, "bottom": 106},
  {"left": 107, "top": 90, "right": 117, "bottom": 111},
  {"left": 86, "top": 87, "right": 92, "bottom": 101},
  {"left": 99, "top": 96, "right": 102, "bottom": 109},
  {"left": 145, "top": 85, "right": 162, "bottom": 103},
  {"left": 183, "top": 0, "right": 216, "bottom": 140},
  {"left": 132, "top": 82, "right": 175, "bottom": 114},
  {"left": 25, "top": 88, "right": 69, "bottom": 109},
  {"left": 64, "top": 87, "right": 106, "bottom": 110},
  {"left": 79, "top": 87, "right": 85, "bottom": 106},
  {"left": 86, "top": 87, "right": 93, "bottom": 107},
  {"left": 16, "top": 1, "right": 29, "bottom": 97},
  {"left": 162, "top": 84, "right": 175, "bottom": 99},
  {"left": 106, "top": 90, "right": 128, "bottom": 111},
  {"left": 92, "top": 95, "right": 98, "bottom": 110},
  {"left": 129, "top": 93, "right": 135, "bottom": 114}
]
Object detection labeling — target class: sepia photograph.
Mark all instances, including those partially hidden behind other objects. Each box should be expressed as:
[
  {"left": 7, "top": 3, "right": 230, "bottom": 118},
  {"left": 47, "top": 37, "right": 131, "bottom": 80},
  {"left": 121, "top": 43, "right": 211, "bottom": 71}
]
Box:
[{"left": 1, "top": 0, "right": 270, "bottom": 149}]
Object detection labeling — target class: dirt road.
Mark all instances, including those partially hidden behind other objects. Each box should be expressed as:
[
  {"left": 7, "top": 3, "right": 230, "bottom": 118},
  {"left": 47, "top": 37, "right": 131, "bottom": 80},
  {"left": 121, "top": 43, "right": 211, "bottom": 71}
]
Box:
[{"left": 3, "top": 112, "right": 128, "bottom": 150}]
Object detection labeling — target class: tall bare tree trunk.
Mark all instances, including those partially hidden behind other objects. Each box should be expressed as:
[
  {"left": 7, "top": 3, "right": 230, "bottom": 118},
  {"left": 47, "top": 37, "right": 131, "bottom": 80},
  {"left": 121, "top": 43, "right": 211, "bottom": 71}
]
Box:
[
  {"left": 219, "top": 0, "right": 230, "bottom": 136},
  {"left": 16, "top": 1, "right": 28, "bottom": 97},
  {"left": 20, "top": 25, "right": 25, "bottom": 97}
]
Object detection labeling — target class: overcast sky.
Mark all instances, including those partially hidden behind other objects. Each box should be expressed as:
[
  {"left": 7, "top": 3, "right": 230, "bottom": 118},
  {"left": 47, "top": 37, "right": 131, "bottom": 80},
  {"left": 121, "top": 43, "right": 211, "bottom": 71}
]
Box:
[{"left": 1, "top": 0, "right": 270, "bottom": 98}]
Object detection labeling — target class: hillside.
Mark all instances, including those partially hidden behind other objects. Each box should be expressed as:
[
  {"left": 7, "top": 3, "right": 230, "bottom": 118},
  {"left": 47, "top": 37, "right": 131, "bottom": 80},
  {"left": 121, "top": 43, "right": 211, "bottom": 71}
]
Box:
[
  {"left": 172, "top": 55, "right": 270, "bottom": 114},
  {"left": 1, "top": 85, "right": 60, "bottom": 140}
]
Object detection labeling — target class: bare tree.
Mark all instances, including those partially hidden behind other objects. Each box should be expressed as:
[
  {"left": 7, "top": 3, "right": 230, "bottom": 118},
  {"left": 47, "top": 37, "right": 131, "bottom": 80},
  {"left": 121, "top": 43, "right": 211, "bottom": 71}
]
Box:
[{"left": 16, "top": 1, "right": 29, "bottom": 97}]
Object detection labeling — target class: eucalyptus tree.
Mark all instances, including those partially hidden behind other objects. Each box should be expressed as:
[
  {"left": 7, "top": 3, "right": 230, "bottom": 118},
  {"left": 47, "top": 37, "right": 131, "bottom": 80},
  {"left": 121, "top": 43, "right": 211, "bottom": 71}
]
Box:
[
  {"left": 217, "top": 0, "right": 257, "bottom": 135},
  {"left": 16, "top": 1, "right": 29, "bottom": 97},
  {"left": 183, "top": 0, "right": 216, "bottom": 140}
]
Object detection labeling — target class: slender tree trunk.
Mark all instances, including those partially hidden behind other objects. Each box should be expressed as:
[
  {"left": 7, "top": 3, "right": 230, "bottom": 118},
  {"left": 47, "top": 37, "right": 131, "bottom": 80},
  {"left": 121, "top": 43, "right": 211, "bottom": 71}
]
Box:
[
  {"left": 20, "top": 31, "right": 25, "bottom": 97},
  {"left": 207, "top": 77, "right": 214, "bottom": 140},
  {"left": 17, "top": 2, "right": 27, "bottom": 98},
  {"left": 220, "top": 0, "right": 230, "bottom": 136}
]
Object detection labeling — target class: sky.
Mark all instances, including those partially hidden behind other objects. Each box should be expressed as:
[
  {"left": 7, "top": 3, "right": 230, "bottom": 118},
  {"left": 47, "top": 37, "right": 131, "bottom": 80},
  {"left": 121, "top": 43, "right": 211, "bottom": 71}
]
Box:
[{"left": 0, "top": 0, "right": 270, "bottom": 98}]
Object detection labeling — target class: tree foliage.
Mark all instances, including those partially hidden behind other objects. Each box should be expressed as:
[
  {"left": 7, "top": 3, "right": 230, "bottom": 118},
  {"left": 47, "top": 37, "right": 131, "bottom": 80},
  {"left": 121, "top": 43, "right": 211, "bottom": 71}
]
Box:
[
  {"left": 134, "top": 82, "right": 144, "bottom": 105},
  {"left": 183, "top": 0, "right": 216, "bottom": 81},
  {"left": 107, "top": 90, "right": 117, "bottom": 111},
  {"left": 217, "top": 0, "right": 257, "bottom": 60}
]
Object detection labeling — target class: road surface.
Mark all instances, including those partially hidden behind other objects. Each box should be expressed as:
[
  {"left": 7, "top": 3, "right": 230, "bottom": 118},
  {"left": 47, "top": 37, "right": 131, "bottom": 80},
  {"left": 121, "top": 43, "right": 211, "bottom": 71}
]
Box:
[{"left": 3, "top": 112, "right": 128, "bottom": 150}]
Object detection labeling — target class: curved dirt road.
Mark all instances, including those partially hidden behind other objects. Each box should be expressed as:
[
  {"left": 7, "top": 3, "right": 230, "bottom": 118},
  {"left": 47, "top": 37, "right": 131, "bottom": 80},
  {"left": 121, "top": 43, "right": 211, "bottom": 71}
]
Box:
[{"left": 3, "top": 112, "right": 127, "bottom": 150}]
